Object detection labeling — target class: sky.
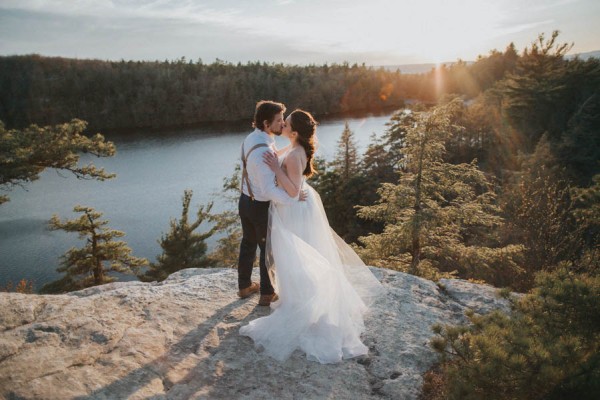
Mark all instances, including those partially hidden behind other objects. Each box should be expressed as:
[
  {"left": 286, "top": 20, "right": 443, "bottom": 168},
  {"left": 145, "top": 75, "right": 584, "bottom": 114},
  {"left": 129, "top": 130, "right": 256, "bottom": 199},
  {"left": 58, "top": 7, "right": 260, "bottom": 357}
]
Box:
[{"left": 0, "top": 0, "right": 599, "bottom": 66}]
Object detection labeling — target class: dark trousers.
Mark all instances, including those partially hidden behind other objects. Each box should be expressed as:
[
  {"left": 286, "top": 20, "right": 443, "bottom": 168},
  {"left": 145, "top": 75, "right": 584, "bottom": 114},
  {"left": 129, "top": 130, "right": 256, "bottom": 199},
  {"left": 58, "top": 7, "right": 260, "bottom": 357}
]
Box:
[{"left": 238, "top": 193, "right": 274, "bottom": 295}]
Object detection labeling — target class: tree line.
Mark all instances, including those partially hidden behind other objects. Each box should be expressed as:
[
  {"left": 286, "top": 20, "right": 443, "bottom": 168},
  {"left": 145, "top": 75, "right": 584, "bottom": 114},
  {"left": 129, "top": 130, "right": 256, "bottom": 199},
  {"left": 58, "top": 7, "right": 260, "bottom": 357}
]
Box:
[{"left": 0, "top": 47, "right": 520, "bottom": 132}]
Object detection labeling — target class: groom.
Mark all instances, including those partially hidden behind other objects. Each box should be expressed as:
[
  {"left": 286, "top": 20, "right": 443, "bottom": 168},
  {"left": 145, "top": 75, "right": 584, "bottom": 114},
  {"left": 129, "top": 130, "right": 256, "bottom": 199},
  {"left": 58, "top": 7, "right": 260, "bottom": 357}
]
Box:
[{"left": 237, "top": 100, "right": 299, "bottom": 306}]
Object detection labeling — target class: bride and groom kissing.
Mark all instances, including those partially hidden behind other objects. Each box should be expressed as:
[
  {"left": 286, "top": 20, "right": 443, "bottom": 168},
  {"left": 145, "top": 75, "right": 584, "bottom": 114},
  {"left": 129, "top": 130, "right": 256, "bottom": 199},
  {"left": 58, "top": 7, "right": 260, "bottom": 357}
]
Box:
[{"left": 236, "top": 100, "right": 383, "bottom": 364}]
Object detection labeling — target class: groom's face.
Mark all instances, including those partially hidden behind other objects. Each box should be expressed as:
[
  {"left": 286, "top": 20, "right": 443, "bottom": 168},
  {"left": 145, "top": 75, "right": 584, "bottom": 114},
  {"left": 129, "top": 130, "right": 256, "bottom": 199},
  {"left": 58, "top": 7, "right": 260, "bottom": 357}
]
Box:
[{"left": 266, "top": 112, "right": 285, "bottom": 136}]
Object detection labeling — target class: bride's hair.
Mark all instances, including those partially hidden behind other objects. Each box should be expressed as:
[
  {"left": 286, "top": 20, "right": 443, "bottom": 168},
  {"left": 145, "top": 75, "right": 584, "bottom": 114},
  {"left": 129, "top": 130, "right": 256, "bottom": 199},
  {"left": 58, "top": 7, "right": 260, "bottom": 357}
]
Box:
[{"left": 290, "top": 109, "right": 318, "bottom": 178}]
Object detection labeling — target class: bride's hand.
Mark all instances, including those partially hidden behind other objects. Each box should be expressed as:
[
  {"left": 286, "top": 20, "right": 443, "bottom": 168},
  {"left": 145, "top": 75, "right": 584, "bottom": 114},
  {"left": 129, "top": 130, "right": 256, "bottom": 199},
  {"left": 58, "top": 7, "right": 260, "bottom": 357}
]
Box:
[
  {"left": 299, "top": 189, "right": 308, "bottom": 202},
  {"left": 263, "top": 151, "right": 280, "bottom": 172}
]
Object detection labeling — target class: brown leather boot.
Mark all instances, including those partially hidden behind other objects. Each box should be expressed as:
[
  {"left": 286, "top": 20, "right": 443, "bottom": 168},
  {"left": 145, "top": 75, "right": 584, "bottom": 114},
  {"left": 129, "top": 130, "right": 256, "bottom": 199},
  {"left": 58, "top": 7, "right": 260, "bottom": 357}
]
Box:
[
  {"left": 258, "top": 293, "right": 279, "bottom": 306},
  {"left": 238, "top": 282, "right": 259, "bottom": 298}
]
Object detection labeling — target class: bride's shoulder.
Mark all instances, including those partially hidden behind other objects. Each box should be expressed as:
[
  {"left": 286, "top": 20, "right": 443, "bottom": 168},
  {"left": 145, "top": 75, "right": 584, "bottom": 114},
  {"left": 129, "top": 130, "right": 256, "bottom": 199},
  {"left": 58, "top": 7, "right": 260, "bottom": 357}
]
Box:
[
  {"left": 283, "top": 147, "right": 307, "bottom": 170},
  {"left": 288, "top": 146, "right": 308, "bottom": 160}
]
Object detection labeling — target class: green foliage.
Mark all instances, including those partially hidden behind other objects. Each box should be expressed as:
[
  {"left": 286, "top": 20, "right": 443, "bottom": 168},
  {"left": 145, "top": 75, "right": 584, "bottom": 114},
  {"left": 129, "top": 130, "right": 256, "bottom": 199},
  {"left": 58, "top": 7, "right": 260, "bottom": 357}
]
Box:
[
  {"left": 468, "top": 43, "right": 519, "bottom": 93},
  {"left": 0, "top": 279, "right": 35, "bottom": 294},
  {"left": 357, "top": 99, "right": 523, "bottom": 281},
  {"left": 489, "top": 31, "right": 600, "bottom": 182},
  {"left": 499, "top": 139, "right": 582, "bottom": 290},
  {"left": 0, "top": 119, "right": 115, "bottom": 205},
  {"left": 310, "top": 122, "right": 390, "bottom": 242},
  {"left": 310, "top": 123, "right": 384, "bottom": 242},
  {"left": 0, "top": 56, "right": 408, "bottom": 131},
  {"left": 431, "top": 264, "right": 600, "bottom": 400},
  {"left": 42, "top": 206, "right": 148, "bottom": 293},
  {"left": 571, "top": 174, "right": 600, "bottom": 259},
  {"left": 557, "top": 90, "right": 600, "bottom": 186},
  {"left": 331, "top": 122, "right": 360, "bottom": 180},
  {"left": 207, "top": 166, "right": 243, "bottom": 268},
  {"left": 362, "top": 131, "right": 399, "bottom": 183},
  {"left": 497, "top": 31, "right": 574, "bottom": 149},
  {"left": 311, "top": 166, "right": 383, "bottom": 243},
  {"left": 140, "top": 190, "right": 217, "bottom": 282},
  {"left": 0, "top": 49, "right": 526, "bottom": 132}
]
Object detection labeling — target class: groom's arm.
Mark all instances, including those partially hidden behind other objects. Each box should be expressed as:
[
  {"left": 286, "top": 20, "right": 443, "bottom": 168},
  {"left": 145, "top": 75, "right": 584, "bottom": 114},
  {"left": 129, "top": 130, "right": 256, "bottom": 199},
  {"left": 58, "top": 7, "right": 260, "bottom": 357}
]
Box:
[{"left": 251, "top": 148, "right": 298, "bottom": 204}]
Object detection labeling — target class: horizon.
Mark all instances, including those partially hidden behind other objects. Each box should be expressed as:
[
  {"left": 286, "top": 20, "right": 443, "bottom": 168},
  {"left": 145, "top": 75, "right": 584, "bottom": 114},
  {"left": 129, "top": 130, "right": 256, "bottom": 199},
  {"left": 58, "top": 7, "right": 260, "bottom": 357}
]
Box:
[{"left": 1, "top": 1, "right": 599, "bottom": 66}]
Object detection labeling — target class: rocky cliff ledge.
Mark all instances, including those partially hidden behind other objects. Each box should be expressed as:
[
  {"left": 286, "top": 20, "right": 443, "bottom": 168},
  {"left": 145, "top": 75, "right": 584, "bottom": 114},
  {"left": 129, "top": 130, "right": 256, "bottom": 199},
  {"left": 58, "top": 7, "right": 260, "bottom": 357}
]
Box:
[{"left": 0, "top": 268, "right": 510, "bottom": 399}]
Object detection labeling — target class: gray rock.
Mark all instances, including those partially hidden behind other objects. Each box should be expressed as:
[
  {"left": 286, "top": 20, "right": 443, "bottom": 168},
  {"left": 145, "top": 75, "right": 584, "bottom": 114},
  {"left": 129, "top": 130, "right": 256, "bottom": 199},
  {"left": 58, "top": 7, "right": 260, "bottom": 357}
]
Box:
[{"left": 0, "top": 268, "right": 511, "bottom": 399}]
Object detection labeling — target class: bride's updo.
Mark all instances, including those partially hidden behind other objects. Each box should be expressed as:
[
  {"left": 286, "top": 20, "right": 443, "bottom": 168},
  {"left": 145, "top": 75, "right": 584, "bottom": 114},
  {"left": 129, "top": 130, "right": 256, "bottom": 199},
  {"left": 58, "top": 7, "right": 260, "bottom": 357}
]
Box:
[{"left": 290, "top": 109, "right": 318, "bottom": 178}]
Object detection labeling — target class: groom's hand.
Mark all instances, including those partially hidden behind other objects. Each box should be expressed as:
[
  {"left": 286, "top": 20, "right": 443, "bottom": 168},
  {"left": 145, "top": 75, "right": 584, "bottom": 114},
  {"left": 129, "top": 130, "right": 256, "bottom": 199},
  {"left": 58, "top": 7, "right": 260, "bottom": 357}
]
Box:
[{"left": 299, "top": 189, "right": 308, "bottom": 202}]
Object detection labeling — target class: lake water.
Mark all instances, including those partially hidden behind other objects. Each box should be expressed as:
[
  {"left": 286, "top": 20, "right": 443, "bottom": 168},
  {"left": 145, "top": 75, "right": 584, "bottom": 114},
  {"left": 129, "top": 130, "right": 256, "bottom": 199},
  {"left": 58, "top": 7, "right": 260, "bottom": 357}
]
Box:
[{"left": 0, "top": 113, "right": 394, "bottom": 289}]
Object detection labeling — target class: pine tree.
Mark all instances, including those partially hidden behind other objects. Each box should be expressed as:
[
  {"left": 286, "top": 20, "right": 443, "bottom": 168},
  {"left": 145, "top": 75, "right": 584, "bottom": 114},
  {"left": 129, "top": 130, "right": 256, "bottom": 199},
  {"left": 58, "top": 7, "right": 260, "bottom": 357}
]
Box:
[
  {"left": 141, "top": 190, "right": 217, "bottom": 281},
  {"left": 1, "top": 279, "right": 34, "bottom": 294},
  {"left": 500, "top": 137, "right": 581, "bottom": 290},
  {"left": 362, "top": 132, "right": 397, "bottom": 183},
  {"left": 571, "top": 174, "right": 600, "bottom": 262},
  {"left": 357, "top": 98, "right": 523, "bottom": 281},
  {"left": 431, "top": 264, "right": 600, "bottom": 400},
  {"left": 310, "top": 126, "right": 377, "bottom": 242},
  {"left": 207, "top": 166, "right": 244, "bottom": 268},
  {"left": 42, "top": 206, "right": 147, "bottom": 293},
  {"left": 331, "top": 121, "right": 359, "bottom": 181},
  {"left": 0, "top": 119, "right": 115, "bottom": 205},
  {"left": 496, "top": 31, "right": 574, "bottom": 150},
  {"left": 557, "top": 90, "right": 600, "bottom": 186}
]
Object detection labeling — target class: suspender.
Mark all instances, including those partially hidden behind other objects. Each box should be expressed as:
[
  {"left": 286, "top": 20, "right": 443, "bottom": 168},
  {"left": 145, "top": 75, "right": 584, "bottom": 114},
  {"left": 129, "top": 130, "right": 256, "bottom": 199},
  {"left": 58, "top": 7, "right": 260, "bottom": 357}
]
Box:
[{"left": 241, "top": 142, "right": 269, "bottom": 201}]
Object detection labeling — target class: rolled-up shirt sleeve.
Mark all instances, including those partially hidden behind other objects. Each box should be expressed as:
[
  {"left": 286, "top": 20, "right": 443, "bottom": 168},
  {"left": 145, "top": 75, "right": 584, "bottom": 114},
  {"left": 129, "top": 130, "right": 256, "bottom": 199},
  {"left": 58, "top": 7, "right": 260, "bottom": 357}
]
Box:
[{"left": 248, "top": 147, "right": 298, "bottom": 205}]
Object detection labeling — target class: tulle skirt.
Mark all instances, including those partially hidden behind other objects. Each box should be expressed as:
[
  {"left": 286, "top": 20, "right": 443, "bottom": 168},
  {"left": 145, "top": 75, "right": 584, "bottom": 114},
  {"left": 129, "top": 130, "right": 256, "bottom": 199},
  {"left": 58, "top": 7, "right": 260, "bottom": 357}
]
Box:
[{"left": 239, "top": 184, "right": 383, "bottom": 364}]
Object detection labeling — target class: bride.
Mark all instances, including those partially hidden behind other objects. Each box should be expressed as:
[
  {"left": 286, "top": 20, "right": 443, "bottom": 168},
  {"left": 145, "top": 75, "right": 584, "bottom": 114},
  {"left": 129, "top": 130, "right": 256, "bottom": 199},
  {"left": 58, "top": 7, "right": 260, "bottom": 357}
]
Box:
[{"left": 239, "top": 109, "right": 384, "bottom": 364}]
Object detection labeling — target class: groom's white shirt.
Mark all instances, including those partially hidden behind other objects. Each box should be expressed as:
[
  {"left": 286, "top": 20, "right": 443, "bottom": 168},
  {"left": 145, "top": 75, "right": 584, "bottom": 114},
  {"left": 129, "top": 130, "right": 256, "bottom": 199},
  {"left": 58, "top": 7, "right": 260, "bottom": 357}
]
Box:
[{"left": 242, "top": 128, "right": 296, "bottom": 204}]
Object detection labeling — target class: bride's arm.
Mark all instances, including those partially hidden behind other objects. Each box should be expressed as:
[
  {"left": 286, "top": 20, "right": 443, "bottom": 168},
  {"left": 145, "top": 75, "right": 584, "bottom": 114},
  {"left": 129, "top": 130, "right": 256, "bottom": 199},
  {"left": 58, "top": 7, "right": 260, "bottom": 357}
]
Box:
[{"left": 263, "top": 151, "right": 305, "bottom": 198}]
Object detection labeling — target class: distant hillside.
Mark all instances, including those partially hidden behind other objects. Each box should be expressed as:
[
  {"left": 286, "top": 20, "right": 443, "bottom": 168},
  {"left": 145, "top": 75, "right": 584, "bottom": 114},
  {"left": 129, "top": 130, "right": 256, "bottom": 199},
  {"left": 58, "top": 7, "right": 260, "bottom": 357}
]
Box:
[
  {"left": 380, "top": 61, "right": 474, "bottom": 74},
  {"left": 381, "top": 49, "right": 600, "bottom": 74},
  {"left": 567, "top": 49, "right": 600, "bottom": 60}
]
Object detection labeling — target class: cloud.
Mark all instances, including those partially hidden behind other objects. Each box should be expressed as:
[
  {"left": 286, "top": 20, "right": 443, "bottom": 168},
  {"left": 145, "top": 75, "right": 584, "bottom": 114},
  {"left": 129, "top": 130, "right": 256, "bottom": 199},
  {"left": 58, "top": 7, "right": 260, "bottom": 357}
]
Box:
[
  {"left": 1, "top": 0, "right": 598, "bottom": 65},
  {"left": 498, "top": 19, "right": 555, "bottom": 36},
  {"left": 0, "top": 0, "right": 244, "bottom": 26}
]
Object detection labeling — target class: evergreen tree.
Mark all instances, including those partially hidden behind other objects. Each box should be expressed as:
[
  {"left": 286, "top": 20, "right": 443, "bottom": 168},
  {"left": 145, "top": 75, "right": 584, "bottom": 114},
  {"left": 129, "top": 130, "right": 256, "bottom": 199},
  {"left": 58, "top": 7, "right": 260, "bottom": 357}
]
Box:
[
  {"left": 557, "top": 90, "right": 600, "bottom": 186},
  {"left": 571, "top": 174, "right": 600, "bottom": 263},
  {"left": 141, "top": 190, "right": 217, "bottom": 281},
  {"left": 42, "top": 206, "right": 147, "bottom": 293},
  {"left": 331, "top": 121, "right": 360, "bottom": 181},
  {"left": 0, "top": 119, "right": 115, "bottom": 205},
  {"left": 362, "top": 132, "right": 396, "bottom": 183},
  {"left": 310, "top": 127, "right": 382, "bottom": 242},
  {"left": 207, "top": 166, "right": 244, "bottom": 268},
  {"left": 0, "top": 279, "right": 35, "bottom": 294},
  {"left": 497, "top": 31, "right": 574, "bottom": 149},
  {"left": 380, "top": 109, "right": 414, "bottom": 172},
  {"left": 500, "top": 137, "right": 581, "bottom": 290},
  {"left": 430, "top": 264, "right": 600, "bottom": 400},
  {"left": 357, "top": 99, "right": 523, "bottom": 281}
]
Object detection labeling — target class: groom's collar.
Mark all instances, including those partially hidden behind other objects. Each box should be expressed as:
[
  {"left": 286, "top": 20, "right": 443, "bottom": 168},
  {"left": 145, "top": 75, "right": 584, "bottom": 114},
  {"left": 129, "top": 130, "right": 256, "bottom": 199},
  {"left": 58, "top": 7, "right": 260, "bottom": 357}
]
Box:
[{"left": 253, "top": 128, "right": 275, "bottom": 144}]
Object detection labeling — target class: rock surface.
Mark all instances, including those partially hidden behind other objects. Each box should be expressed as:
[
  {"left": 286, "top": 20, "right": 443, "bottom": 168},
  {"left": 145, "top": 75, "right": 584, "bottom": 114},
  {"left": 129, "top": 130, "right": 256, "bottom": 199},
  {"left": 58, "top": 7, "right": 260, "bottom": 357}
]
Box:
[{"left": 0, "top": 268, "right": 511, "bottom": 399}]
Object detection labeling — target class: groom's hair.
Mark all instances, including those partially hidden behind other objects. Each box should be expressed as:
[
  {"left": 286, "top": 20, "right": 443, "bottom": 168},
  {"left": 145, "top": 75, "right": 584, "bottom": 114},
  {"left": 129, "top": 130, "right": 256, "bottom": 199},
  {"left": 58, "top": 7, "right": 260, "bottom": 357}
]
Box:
[{"left": 253, "top": 100, "right": 286, "bottom": 131}]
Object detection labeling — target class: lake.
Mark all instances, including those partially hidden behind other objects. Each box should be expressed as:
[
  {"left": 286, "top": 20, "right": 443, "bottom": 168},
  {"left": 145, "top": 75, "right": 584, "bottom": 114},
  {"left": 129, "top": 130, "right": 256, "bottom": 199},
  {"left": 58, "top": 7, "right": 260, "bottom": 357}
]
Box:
[{"left": 0, "top": 112, "right": 395, "bottom": 289}]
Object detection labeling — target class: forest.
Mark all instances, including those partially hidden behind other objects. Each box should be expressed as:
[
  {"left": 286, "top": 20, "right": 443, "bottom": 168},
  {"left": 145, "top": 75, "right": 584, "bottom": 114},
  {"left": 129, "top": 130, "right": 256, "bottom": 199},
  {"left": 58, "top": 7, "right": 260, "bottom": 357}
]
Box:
[
  {"left": 1, "top": 31, "right": 599, "bottom": 399},
  {"left": 2, "top": 42, "right": 515, "bottom": 132},
  {"left": 313, "top": 32, "right": 599, "bottom": 399}
]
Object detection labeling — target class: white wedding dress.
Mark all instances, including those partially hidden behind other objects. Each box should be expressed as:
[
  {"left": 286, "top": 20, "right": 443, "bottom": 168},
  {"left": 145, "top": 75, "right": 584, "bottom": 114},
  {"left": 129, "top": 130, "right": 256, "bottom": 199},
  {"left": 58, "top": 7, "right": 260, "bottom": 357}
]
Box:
[{"left": 239, "top": 155, "right": 384, "bottom": 364}]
